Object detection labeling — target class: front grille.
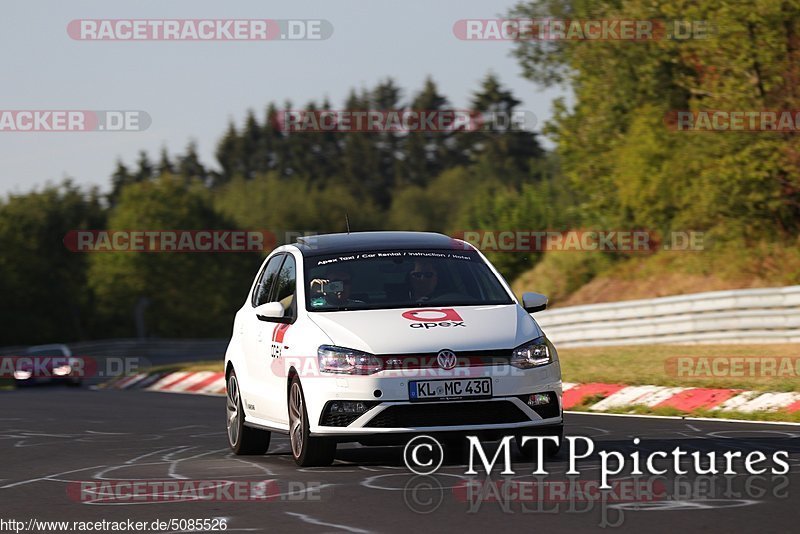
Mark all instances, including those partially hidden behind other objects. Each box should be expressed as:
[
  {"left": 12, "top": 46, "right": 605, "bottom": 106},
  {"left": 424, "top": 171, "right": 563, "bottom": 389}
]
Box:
[
  {"left": 364, "top": 399, "right": 529, "bottom": 428},
  {"left": 377, "top": 349, "right": 512, "bottom": 370}
]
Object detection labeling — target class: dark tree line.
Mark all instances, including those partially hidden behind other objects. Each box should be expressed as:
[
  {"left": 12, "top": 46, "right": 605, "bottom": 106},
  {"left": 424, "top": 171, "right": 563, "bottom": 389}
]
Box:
[{"left": 0, "top": 74, "right": 554, "bottom": 344}]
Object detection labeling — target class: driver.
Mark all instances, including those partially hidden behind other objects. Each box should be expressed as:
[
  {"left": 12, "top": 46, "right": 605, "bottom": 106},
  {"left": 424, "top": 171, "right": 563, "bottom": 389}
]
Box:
[
  {"left": 309, "top": 267, "right": 363, "bottom": 306},
  {"left": 408, "top": 260, "right": 439, "bottom": 302}
]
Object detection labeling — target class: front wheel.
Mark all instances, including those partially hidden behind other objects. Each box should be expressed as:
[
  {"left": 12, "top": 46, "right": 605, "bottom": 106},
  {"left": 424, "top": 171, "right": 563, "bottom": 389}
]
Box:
[
  {"left": 288, "top": 376, "right": 336, "bottom": 466},
  {"left": 226, "top": 369, "right": 271, "bottom": 455}
]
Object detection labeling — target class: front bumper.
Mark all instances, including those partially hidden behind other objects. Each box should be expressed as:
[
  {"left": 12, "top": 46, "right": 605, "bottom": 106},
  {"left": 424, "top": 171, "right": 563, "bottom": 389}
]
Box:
[{"left": 303, "top": 362, "right": 563, "bottom": 437}]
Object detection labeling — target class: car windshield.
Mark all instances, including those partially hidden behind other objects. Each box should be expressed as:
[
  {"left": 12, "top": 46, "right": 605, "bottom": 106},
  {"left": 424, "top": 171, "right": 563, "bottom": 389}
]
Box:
[{"left": 304, "top": 249, "right": 513, "bottom": 311}]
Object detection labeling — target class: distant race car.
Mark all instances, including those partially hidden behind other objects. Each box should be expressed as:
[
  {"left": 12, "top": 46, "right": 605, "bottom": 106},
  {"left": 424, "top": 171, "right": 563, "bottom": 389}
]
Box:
[
  {"left": 224, "top": 231, "right": 563, "bottom": 466},
  {"left": 14, "top": 343, "right": 83, "bottom": 387}
]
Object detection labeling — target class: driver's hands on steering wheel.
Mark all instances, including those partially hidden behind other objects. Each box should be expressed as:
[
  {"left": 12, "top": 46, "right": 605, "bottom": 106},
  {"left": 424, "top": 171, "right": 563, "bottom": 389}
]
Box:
[{"left": 309, "top": 278, "right": 330, "bottom": 293}]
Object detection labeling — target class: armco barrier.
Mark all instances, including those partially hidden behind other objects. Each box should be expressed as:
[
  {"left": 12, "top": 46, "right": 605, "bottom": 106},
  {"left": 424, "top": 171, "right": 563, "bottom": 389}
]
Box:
[
  {"left": 535, "top": 286, "right": 800, "bottom": 347},
  {"left": 3, "top": 286, "right": 799, "bottom": 354}
]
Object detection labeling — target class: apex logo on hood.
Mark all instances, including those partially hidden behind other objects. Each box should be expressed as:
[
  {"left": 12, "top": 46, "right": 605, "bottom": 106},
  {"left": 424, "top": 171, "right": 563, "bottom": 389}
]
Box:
[{"left": 402, "top": 308, "right": 466, "bottom": 329}]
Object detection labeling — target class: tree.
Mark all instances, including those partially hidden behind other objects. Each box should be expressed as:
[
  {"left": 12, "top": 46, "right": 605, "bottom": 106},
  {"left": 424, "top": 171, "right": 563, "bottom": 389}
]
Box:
[
  {"left": 508, "top": 0, "right": 800, "bottom": 238},
  {"left": 134, "top": 151, "right": 154, "bottom": 183},
  {"left": 157, "top": 147, "right": 175, "bottom": 175},
  {"left": 88, "top": 175, "right": 258, "bottom": 338},
  {"left": 240, "top": 110, "right": 262, "bottom": 179},
  {"left": 109, "top": 159, "right": 133, "bottom": 206},
  {"left": 458, "top": 73, "right": 545, "bottom": 185},
  {"left": 396, "top": 77, "right": 453, "bottom": 187},
  {"left": 177, "top": 141, "right": 208, "bottom": 185},
  {"left": 0, "top": 181, "right": 106, "bottom": 344}
]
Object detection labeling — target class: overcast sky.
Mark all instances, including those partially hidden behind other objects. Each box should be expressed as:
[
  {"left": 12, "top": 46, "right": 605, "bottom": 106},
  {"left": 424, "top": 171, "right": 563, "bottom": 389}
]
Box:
[{"left": 0, "top": 0, "right": 567, "bottom": 196}]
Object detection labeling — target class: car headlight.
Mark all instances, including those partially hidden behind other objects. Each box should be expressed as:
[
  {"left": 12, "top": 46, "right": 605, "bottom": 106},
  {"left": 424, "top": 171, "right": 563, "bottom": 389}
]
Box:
[
  {"left": 318, "top": 345, "right": 383, "bottom": 375},
  {"left": 510, "top": 337, "right": 552, "bottom": 369},
  {"left": 52, "top": 364, "right": 72, "bottom": 376}
]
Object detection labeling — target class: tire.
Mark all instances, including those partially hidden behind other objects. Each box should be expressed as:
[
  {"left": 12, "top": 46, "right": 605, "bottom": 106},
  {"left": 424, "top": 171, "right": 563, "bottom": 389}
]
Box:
[
  {"left": 226, "top": 369, "right": 271, "bottom": 455},
  {"left": 288, "top": 376, "right": 336, "bottom": 467},
  {"left": 516, "top": 426, "right": 563, "bottom": 460}
]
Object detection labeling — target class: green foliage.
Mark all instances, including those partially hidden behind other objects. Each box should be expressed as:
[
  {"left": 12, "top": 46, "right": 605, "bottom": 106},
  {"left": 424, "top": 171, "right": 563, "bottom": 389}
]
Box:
[
  {"left": 509, "top": 0, "right": 800, "bottom": 238},
  {"left": 1, "top": 74, "right": 553, "bottom": 343},
  {"left": 87, "top": 175, "right": 258, "bottom": 338},
  {"left": 387, "top": 167, "right": 482, "bottom": 232},
  {"left": 9, "top": 10, "right": 800, "bottom": 345},
  {"left": 0, "top": 181, "right": 105, "bottom": 344},
  {"left": 213, "top": 173, "right": 382, "bottom": 236},
  {"left": 512, "top": 250, "right": 616, "bottom": 304}
]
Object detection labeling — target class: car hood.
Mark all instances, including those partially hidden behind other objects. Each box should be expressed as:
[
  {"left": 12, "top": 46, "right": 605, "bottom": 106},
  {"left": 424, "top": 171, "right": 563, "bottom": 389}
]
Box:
[{"left": 307, "top": 304, "right": 542, "bottom": 354}]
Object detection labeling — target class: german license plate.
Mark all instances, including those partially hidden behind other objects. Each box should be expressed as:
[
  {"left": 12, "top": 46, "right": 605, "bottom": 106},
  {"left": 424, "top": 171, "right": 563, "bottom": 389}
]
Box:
[{"left": 408, "top": 378, "right": 492, "bottom": 402}]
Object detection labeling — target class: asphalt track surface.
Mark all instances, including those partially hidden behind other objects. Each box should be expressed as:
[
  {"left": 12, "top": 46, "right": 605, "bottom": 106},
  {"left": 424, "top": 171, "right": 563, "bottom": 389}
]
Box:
[{"left": 1, "top": 387, "right": 799, "bottom": 533}]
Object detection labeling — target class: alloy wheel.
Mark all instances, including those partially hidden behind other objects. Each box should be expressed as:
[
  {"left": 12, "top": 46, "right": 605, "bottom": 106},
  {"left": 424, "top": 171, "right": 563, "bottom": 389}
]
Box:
[
  {"left": 226, "top": 374, "right": 240, "bottom": 446},
  {"left": 289, "top": 381, "right": 304, "bottom": 457}
]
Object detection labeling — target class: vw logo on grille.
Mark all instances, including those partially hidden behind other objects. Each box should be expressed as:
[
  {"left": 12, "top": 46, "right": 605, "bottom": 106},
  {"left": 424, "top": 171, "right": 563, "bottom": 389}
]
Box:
[{"left": 436, "top": 350, "right": 457, "bottom": 370}]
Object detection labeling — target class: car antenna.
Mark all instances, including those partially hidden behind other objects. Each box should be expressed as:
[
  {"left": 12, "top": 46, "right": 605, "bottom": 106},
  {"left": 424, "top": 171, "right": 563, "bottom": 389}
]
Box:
[{"left": 345, "top": 213, "right": 351, "bottom": 234}]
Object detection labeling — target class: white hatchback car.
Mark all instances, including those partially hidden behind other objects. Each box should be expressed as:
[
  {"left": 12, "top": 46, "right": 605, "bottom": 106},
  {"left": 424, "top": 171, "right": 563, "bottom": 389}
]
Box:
[{"left": 224, "top": 231, "right": 563, "bottom": 466}]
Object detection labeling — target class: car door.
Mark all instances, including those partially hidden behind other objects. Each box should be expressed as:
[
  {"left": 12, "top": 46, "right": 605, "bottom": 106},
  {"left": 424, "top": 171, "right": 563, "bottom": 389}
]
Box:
[
  {"left": 263, "top": 254, "right": 298, "bottom": 423},
  {"left": 242, "top": 253, "right": 285, "bottom": 421}
]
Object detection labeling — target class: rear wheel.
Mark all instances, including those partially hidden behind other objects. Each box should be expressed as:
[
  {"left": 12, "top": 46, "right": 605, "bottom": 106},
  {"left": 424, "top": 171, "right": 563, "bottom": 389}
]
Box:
[
  {"left": 289, "top": 376, "right": 336, "bottom": 466},
  {"left": 226, "top": 369, "right": 270, "bottom": 455}
]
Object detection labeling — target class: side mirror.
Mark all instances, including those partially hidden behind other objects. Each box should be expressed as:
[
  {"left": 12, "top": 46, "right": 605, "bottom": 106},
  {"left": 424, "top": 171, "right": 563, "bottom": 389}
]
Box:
[
  {"left": 521, "top": 292, "right": 548, "bottom": 313},
  {"left": 254, "top": 302, "right": 285, "bottom": 322}
]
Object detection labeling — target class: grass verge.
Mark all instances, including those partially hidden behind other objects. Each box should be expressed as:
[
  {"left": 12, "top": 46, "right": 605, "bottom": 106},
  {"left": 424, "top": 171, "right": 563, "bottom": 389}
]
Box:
[
  {"left": 568, "top": 403, "right": 800, "bottom": 423},
  {"left": 142, "top": 360, "right": 223, "bottom": 374},
  {"left": 559, "top": 344, "right": 800, "bottom": 392}
]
